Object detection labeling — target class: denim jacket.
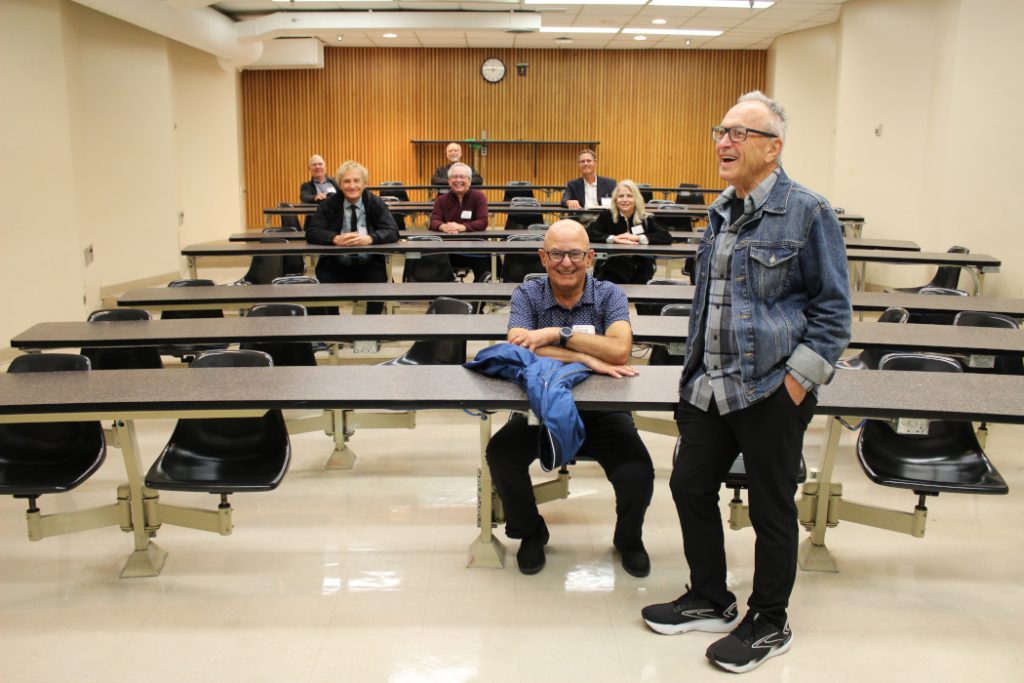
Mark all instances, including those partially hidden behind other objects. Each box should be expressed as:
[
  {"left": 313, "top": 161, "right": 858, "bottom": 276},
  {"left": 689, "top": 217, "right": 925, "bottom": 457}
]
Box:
[{"left": 682, "top": 168, "right": 852, "bottom": 403}]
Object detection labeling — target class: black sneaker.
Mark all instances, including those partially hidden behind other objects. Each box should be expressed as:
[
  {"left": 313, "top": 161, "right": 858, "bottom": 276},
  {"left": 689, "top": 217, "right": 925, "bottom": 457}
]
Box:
[
  {"left": 516, "top": 525, "right": 550, "bottom": 575},
  {"left": 615, "top": 542, "right": 651, "bottom": 578},
  {"left": 706, "top": 611, "right": 792, "bottom": 674},
  {"left": 642, "top": 587, "right": 739, "bottom": 635}
]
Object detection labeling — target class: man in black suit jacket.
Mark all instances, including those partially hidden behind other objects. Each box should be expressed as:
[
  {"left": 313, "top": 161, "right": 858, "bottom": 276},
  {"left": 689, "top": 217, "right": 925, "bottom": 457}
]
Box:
[{"left": 561, "top": 149, "right": 616, "bottom": 213}]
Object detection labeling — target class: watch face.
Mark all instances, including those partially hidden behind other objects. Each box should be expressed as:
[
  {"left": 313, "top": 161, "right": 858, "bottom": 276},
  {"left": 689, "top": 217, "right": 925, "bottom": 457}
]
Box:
[{"left": 481, "top": 58, "right": 506, "bottom": 84}]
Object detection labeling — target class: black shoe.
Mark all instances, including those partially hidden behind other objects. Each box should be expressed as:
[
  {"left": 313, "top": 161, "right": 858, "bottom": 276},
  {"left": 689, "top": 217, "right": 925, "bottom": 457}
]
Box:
[
  {"left": 615, "top": 543, "right": 650, "bottom": 578},
  {"left": 706, "top": 612, "right": 792, "bottom": 674},
  {"left": 641, "top": 586, "right": 739, "bottom": 635},
  {"left": 516, "top": 525, "right": 549, "bottom": 575}
]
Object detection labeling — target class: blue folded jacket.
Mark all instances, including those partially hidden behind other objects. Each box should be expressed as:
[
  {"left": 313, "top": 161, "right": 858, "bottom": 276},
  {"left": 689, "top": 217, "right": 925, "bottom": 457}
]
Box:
[{"left": 465, "top": 343, "right": 591, "bottom": 471}]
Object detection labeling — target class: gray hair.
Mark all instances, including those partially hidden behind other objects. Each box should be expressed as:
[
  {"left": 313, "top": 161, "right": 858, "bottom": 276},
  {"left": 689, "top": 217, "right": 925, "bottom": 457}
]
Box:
[
  {"left": 335, "top": 160, "right": 368, "bottom": 184},
  {"left": 738, "top": 90, "right": 787, "bottom": 142},
  {"left": 448, "top": 162, "right": 473, "bottom": 179}
]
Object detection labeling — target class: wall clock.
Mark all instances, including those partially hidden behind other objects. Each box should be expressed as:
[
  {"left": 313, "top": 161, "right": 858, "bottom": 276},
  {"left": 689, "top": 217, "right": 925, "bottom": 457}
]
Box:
[{"left": 481, "top": 57, "right": 506, "bottom": 84}]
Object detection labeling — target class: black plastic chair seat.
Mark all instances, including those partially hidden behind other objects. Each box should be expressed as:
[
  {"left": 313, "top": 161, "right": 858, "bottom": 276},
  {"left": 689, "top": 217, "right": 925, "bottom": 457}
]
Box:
[
  {"left": 500, "top": 234, "right": 545, "bottom": 283},
  {"left": 855, "top": 352, "right": 1008, "bottom": 497},
  {"left": 0, "top": 354, "right": 106, "bottom": 497},
  {"left": 890, "top": 245, "right": 969, "bottom": 294},
  {"left": 648, "top": 303, "right": 690, "bottom": 366},
  {"left": 82, "top": 309, "right": 164, "bottom": 370},
  {"left": 240, "top": 303, "right": 317, "bottom": 367},
  {"left": 145, "top": 350, "right": 290, "bottom": 494},
  {"left": 856, "top": 420, "right": 1007, "bottom": 495},
  {"left": 159, "top": 279, "right": 229, "bottom": 358},
  {"left": 836, "top": 306, "right": 910, "bottom": 371},
  {"left": 724, "top": 453, "right": 807, "bottom": 490},
  {"left": 379, "top": 297, "right": 473, "bottom": 365}
]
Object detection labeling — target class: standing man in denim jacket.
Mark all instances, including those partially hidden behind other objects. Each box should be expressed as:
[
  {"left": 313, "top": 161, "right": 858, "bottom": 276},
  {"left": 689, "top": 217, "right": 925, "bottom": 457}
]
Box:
[
  {"left": 642, "top": 91, "right": 851, "bottom": 674},
  {"left": 487, "top": 219, "right": 654, "bottom": 578}
]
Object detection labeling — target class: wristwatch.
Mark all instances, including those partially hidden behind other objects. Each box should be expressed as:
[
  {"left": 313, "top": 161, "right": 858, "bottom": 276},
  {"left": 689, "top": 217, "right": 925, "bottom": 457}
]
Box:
[{"left": 559, "top": 326, "right": 573, "bottom": 348}]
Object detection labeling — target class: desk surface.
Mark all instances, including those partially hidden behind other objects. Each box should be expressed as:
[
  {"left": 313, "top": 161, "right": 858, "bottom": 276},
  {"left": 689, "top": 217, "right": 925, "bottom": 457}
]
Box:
[
  {"left": 117, "top": 282, "right": 1024, "bottom": 317},
  {"left": 1, "top": 365, "right": 1022, "bottom": 425},
  {"left": 264, "top": 203, "right": 866, "bottom": 224},
  {"left": 183, "top": 240, "right": 997, "bottom": 268},
  {"left": 230, "top": 230, "right": 919, "bottom": 252},
  {"left": 12, "top": 317, "right": 1024, "bottom": 357}
]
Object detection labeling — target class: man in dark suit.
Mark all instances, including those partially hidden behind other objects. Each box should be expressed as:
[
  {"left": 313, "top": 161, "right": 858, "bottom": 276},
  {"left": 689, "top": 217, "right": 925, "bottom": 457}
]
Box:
[{"left": 561, "top": 149, "right": 616, "bottom": 215}]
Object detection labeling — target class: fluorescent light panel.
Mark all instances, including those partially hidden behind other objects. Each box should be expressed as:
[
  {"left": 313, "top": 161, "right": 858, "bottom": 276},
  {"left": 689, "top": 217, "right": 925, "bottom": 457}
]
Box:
[
  {"left": 622, "top": 28, "right": 722, "bottom": 36},
  {"left": 649, "top": 1, "right": 774, "bottom": 8},
  {"left": 538, "top": 26, "right": 621, "bottom": 34}
]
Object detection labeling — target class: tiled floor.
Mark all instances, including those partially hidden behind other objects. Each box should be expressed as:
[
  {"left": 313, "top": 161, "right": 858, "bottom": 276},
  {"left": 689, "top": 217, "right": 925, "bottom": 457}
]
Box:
[{"left": 1, "top": 401, "right": 1022, "bottom": 682}]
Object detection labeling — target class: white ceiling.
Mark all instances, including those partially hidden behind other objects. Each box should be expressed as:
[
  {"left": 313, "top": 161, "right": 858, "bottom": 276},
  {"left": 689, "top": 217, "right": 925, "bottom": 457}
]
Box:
[{"left": 204, "top": 0, "right": 848, "bottom": 50}]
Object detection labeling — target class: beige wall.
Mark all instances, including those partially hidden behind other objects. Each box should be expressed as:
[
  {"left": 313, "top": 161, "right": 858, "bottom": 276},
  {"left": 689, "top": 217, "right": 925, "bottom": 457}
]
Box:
[
  {"left": 767, "top": 23, "right": 839, "bottom": 198},
  {"left": 769, "top": 0, "right": 1023, "bottom": 297},
  {"left": 0, "top": 0, "right": 243, "bottom": 352}
]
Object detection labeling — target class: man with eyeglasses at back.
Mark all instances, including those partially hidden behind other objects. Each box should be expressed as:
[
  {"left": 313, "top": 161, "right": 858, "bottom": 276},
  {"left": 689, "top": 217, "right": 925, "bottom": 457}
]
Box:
[
  {"left": 641, "top": 91, "right": 851, "bottom": 674},
  {"left": 486, "top": 219, "right": 655, "bottom": 578}
]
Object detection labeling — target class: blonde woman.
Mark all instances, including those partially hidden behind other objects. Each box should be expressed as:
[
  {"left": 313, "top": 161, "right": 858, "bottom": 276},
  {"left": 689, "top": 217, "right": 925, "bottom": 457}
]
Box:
[{"left": 586, "top": 179, "right": 672, "bottom": 284}]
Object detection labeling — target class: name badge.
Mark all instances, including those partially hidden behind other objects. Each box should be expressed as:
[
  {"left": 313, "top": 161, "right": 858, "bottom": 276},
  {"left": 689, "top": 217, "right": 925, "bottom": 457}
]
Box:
[
  {"left": 572, "top": 324, "right": 596, "bottom": 335},
  {"left": 631, "top": 225, "right": 645, "bottom": 235},
  {"left": 460, "top": 210, "right": 473, "bottom": 220},
  {"left": 324, "top": 186, "right": 336, "bottom": 194},
  {"left": 600, "top": 197, "right": 611, "bottom": 208}
]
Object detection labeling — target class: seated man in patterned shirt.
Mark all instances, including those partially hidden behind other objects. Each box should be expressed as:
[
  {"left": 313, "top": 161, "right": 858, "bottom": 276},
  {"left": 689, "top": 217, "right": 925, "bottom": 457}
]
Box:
[{"left": 486, "top": 219, "right": 654, "bottom": 577}]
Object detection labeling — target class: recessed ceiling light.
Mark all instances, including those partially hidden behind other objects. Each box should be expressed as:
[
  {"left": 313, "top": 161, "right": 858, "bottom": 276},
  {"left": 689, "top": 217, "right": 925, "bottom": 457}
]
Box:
[
  {"left": 649, "top": 1, "right": 773, "bottom": 8},
  {"left": 652, "top": 19, "right": 667, "bottom": 25},
  {"left": 685, "top": 39, "right": 692, "bottom": 46},
  {"left": 336, "top": 35, "right": 343, "bottom": 42},
  {"left": 633, "top": 35, "right": 648, "bottom": 41},
  {"left": 539, "top": 27, "right": 620, "bottom": 34},
  {"left": 622, "top": 28, "right": 723, "bottom": 36},
  {"left": 382, "top": 33, "right": 398, "bottom": 38}
]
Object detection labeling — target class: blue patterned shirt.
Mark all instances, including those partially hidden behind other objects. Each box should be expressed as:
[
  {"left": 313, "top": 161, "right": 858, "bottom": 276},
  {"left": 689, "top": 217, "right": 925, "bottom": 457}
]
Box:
[{"left": 508, "top": 275, "right": 630, "bottom": 334}]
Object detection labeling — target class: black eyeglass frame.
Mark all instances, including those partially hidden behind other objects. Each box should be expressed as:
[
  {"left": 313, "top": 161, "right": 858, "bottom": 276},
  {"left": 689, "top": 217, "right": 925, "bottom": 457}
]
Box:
[
  {"left": 711, "top": 125, "right": 779, "bottom": 143},
  {"left": 542, "top": 249, "right": 590, "bottom": 263}
]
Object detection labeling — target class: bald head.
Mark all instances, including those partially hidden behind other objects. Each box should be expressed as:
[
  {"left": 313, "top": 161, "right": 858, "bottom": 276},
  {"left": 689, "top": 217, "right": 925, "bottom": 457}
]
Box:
[{"left": 544, "top": 219, "right": 590, "bottom": 251}]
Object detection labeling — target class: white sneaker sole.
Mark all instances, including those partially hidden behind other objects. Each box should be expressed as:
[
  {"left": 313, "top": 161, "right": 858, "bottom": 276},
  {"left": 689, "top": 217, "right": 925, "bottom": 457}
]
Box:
[
  {"left": 710, "top": 637, "right": 793, "bottom": 673},
  {"left": 643, "top": 614, "right": 740, "bottom": 635}
]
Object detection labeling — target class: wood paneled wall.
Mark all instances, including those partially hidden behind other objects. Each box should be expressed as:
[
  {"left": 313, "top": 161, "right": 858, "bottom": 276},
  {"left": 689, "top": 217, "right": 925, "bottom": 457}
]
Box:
[{"left": 241, "top": 47, "right": 765, "bottom": 226}]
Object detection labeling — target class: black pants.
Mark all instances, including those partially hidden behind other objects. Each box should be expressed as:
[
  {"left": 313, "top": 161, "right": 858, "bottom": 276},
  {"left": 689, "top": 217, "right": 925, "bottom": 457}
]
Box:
[
  {"left": 315, "top": 256, "right": 388, "bottom": 315},
  {"left": 671, "top": 386, "right": 816, "bottom": 624},
  {"left": 487, "top": 410, "right": 654, "bottom": 549},
  {"left": 449, "top": 254, "right": 492, "bottom": 282}
]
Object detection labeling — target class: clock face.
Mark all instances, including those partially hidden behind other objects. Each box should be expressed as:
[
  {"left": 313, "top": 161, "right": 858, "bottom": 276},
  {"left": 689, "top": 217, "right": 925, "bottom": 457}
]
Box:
[{"left": 481, "top": 58, "right": 506, "bottom": 84}]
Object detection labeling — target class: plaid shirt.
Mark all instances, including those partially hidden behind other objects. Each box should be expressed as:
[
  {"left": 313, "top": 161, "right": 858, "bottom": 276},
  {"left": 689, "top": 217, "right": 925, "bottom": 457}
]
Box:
[{"left": 681, "top": 170, "right": 779, "bottom": 415}]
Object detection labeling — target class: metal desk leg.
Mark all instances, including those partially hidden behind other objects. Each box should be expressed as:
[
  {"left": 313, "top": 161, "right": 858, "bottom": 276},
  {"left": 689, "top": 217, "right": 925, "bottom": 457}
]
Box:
[
  {"left": 325, "top": 409, "right": 357, "bottom": 469},
  {"left": 114, "top": 419, "right": 167, "bottom": 578},
  {"left": 797, "top": 415, "right": 843, "bottom": 572},
  {"left": 187, "top": 256, "right": 197, "bottom": 279},
  {"left": 468, "top": 413, "right": 505, "bottom": 568}
]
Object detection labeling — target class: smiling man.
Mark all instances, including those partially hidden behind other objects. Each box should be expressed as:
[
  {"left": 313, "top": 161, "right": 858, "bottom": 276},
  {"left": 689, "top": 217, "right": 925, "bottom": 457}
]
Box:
[
  {"left": 428, "top": 162, "right": 490, "bottom": 281},
  {"left": 429, "top": 142, "right": 483, "bottom": 186},
  {"left": 641, "top": 91, "right": 851, "bottom": 674},
  {"left": 305, "top": 160, "right": 399, "bottom": 314},
  {"left": 486, "top": 219, "right": 654, "bottom": 578},
  {"left": 299, "top": 154, "right": 339, "bottom": 203}
]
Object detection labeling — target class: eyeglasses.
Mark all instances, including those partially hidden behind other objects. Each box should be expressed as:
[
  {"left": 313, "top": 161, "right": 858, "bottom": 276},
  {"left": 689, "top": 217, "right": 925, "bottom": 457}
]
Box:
[
  {"left": 543, "top": 249, "right": 588, "bottom": 263},
  {"left": 449, "top": 174, "right": 470, "bottom": 180},
  {"left": 711, "top": 125, "right": 778, "bottom": 143}
]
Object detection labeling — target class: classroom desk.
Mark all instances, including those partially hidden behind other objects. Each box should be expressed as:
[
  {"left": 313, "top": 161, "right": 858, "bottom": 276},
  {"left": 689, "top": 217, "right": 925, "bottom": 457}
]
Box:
[
  {"left": 180, "top": 240, "right": 997, "bottom": 291},
  {"left": 1, "top": 366, "right": 1021, "bottom": 577},
  {"left": 118, "top": 282, "right": 694, "bottom": 311},
  {"left": 228, "top": 230, "right": 919, "bottom": 252},
  {"left": 117, "top": 282, "right": 1024, "bottom": 319},
  {"left": 13, "top": 318, "right": 1023, "bottom": 360}
]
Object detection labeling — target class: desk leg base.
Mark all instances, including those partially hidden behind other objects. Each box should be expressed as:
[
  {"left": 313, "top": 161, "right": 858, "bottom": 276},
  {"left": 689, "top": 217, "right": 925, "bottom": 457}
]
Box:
[
  {"left": 466, "top": 535, "right": 505, "bottom": 569},
  {"left": 798, "top": 538, "right": 838, "bottom": 573},
  {"left": 325, "top": 446, "right": 357, "bottom": 470},
  {"left": 120, "top": 542, "right": 168, "bottom": 578}
]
